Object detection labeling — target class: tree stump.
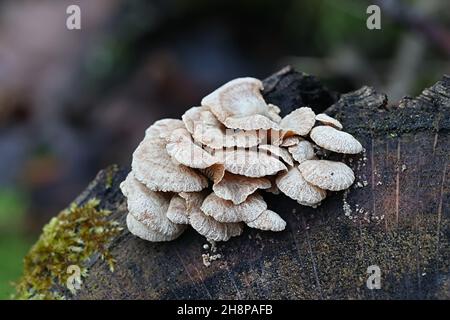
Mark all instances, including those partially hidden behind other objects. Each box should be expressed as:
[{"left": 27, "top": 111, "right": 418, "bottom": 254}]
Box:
[{"left": 18, "top": 67, "right": 450, "bottom": 299}]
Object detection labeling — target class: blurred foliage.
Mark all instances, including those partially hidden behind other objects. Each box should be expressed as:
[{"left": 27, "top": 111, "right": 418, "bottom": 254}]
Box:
[
  {"left": 0, "top": 188, "right": 32, "bottom": 299},
  {"left": 0, "top": 188, "right": 27, "bottom": 227},
  {"left": 0, "top": 234, "right": 31, "bottom": 299}
]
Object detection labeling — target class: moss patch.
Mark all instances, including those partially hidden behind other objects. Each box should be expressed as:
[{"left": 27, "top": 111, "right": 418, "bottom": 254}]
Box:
[
  {"left": 14, "top": 199, "right": 123, "bottom": 300},
  {"left": 105, "top": 164, "right": 119, "bottom": 189}
]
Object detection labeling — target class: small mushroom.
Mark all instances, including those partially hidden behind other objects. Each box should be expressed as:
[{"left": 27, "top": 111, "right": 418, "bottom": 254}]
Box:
[
  {"left": 201, "top": 77, "right": 278, "bottom": 130},
  {"left": 166, "top": 127, "right": 220, "bottom": 169},
  {"left": 310, "top": 126, "right": 362, "bottom": 154},
  {"left": 246, "top": 210, "right": 286, "bottom": 232},
  {"left": 166, "top": 195, "right": 190, "bottom": 225},
  {"left": 190, "top": 206, "right": 244, "bottom": 242},
  {"left": 220, "top": 149, "right": 287, "bottom": 178},
  {"left": 201, "top": 192, "right": 267, "bottom": 223},
  {"left": 178, "top": 191, "right": 206, "bottom": 212},
  {"left": 276, "top": 166, "right": 326, "bottom": 206},
  {"left": 298, "top": 159, "right": 355, "bottom": 191},
  {"left": 223, "top": 114, "right": 280, "bottom": 131},
  {"left": 182, "top": 106, "right": 261, "bottom": 149},
  {"left": 120, "top": 174, "right": 186, "bottom": 238},
  {"left": 145, "top": 118, "right": 185, "bottom": 141},
  {"left": 201, "top": 163, "right": 226, "bottom": 184},
  {"left": 315, "top": 113, "right": 343, "bottom": 130},
  {"left": 126, "top": 214, "right": 182, "bottom": 242},
  {"left": 280, "top": 135, "right": 302, "bottom": 147},
  {"left": 280, "top": 107, "right": 316, "bottom": 136},
  {"left": 212, "top": 172, "right": 271, "bottom": 204},
  {"left": 288, "top": 140, "right": 315, "bottom": 163},
  {"left": 258, "top": 144, "right": 294, "bottom": 166},
  {"left": 132, "top": 135, "right": 208, "bottom": 192}
]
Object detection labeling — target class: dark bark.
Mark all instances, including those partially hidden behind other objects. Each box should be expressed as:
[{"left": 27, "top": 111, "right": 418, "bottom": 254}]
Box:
[{"left": 60, "top": 67, "right": 449, "bottom": 299}]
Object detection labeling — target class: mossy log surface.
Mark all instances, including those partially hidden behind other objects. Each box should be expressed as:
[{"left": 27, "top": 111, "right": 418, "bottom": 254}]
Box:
[{"left": 25, "top": 67, "right": 450, "bottom": 299}]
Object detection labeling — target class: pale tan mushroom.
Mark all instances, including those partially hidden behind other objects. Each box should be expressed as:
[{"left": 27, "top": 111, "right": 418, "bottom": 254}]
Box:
[
  {"left": 201, "top": 192, "right": 267, "bottom": 223},
  {"left": 223, "top": 114, "right": 280, "bottom": 131},
  {"left": 288, "top": 140, "right": 315, "bottom": 163},
  {"left": 267, "top": 104, "right": 282, "bottom": 123},
  {"left": 201, "top": 163, "right": 226, "bottom": 184},
  {"left": 258, "top": 144, "right": 294, "bottom": 166},
  {"left": 201, "top": 77, "right": 265, "bottom": 121},
  {"left": 132, "top": 136, "right": 208, "bottom": 192},
  {"left": 220, "top": 149, "right": 287, "bottom": 178},
  {"left": 120, "top": 174, "right": 186, "bottom": 237},
  {"left": 276, "top": 166, "right": 326, "bottom": 206},
  {"left": 280, "top": 135, "right": 302, "bottom": 147},
  {"left": 166, "top": 127, "right": 220, "bottom": 169},
  {"left": 309, "top": 126, "right": 362, "bottom": 154},
  {"left": 190, "top": 206, "right": 244, "bottom": 242},
  {"left": 145, "top": 118, "right": 185, "bottom": 141},
  {"left": 315, "top": 113, "right": 343, "bottom": 130},
  {"left": 201, "top": 77, "right": 279, "bottom": 130},
  {"left": 178, "top": 191, "right": 207, "bottom": 212},
  {"left": 246, "top": 210, "right": 286, "bottom": 231},
  {"left": 212, "top": 172, "right": 271, "bottom": 204},
  {"left": 126, "top": 214, "right": 182, "bottom": 242},
  {"left": 166, "top": 195, "right": 190, "bottom": 225},
  {"left": 182, "top": 106, "right": 261, "bottom": 149},
  {"left": 280, "top": 107, "right": 316, "bottom": 136},
  {"left": 298, "top": 159, "right": 355, "bottom": 191}
]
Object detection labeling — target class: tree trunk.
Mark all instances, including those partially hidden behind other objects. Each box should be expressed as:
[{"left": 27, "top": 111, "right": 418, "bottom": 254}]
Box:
[{"left": 27, "top": 67, "right": 450, "bottom": 299}]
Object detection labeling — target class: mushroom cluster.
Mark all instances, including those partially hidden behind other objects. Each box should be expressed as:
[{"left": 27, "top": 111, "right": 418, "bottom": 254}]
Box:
[{"left": 121, "top": 77, "right": 363, "bottom": 242}]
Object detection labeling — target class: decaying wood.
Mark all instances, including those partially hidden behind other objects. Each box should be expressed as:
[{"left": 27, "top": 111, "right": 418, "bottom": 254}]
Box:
[{"left": 54, "top": 67, "right": 450, "bottom": 299}]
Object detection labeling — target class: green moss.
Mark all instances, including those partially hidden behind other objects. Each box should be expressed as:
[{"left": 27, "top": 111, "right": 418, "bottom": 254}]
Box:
[
  {"left": 13, "top": 199, "right": 123, "bottom": 300},
  {"left": 105, "top": 164, "right": 119, "bottom": 189}
]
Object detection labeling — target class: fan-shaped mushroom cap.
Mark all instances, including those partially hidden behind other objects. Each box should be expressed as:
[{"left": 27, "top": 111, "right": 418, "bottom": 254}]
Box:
[
  {"left": 182, "top": 106, "right": 261, "bottom": 149},
  {"left": 166, "top": 195, "right": 189, "bottom": 225},
  {"left": 315, "top": 113, "right": 343, "bottom": 130},
  {"left": 288, "top": 140, "right": 315, "bottom": 163},
  {"left": 166, "top": 127, "right": 220, "bottom": 169},
  {"left": 132, "top": 136, "right": 208, "bottom": 192},
  {"left": 280, "top": 107, "right": 316, "bottom": 136},
  {"left": 212, "top": 172, "right": 271, "bottom": 205},
  {"left": 310, "top": 126, "right": 362, "bottom": 154},
  {"left": 201, "top": 192, "right": 267, "bottom": 223},
  {"left": 126, "top": 214, "right": 183, "bottom": 242},
  {"left": 201, "top": 77, "right": 278, "bottom": 130},
  {"left": 219, "top": 149, "right": 287, "bottom": 178},
  {"left": 190, "top": 206, "right": 244, "bottom": 242},
  {"left": 258, "top": 144, "right": 294, "bottom": 166},
  {"left": 223, "top": 114, "right": 280, "bottom": 131},
  {"left": 298, "top": 160, "right": 355, "bottom": 191},
  {"left": 201, "top": 163, "right": 226, "bottom": 184},
  {"left": 178, "top": 191, "right": 207, "bottom": 212},
  {"left": 246, "top": 210, "right": 286, "bottom": 231},
  {"left": 201, "top": 77, "right": 267, "bottom": 121},
  {"left": 145, "top": 119, "right": 185, "bottom": 141},
  {"left": 120, "top": 174, "right": 185, "bottom": 236},
  {"left": 276, "top": 166, "right": 326, "bottom": 206},
  {"left": 280, "top": 136, "right": 302, "bottom": 147}
]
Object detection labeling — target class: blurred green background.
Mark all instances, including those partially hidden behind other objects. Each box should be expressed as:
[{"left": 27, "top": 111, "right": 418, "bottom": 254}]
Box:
[{"left": 0, "top": 0, "right": 448, "bottom": 299}]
